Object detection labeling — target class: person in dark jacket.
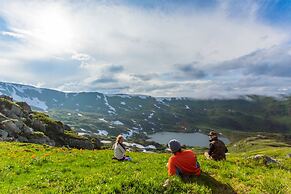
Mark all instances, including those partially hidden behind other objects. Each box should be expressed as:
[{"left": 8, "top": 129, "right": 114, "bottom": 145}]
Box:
[{"left": 204, "top": 130, "right": 228, "bottom": 161}]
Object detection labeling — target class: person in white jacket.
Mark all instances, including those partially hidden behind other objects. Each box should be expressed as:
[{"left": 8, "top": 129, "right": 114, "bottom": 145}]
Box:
[{"left": 113, "top": 135, "right": 132, "bottom": 161}]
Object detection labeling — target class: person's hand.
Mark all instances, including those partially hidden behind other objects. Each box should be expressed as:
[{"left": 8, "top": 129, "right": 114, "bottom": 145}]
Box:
[{"left": 163, "top": 179, "right": 171, "bottom": 187}]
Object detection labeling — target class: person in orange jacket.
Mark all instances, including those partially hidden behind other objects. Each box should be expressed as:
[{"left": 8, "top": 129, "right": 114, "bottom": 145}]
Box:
[{"left": 167, "top": 139, "right": 201, "bottom": 177}]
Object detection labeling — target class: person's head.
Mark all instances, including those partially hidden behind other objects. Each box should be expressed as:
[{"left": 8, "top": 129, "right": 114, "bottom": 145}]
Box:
[
  {"left": 116, "top": 135, "right": 124, "bottom": 144},
  {"left": 208, "top": 130, "right": 218, "bottom": 140},
  {"left": 168, "top": 139, "right": 181, "bottom": 154}
]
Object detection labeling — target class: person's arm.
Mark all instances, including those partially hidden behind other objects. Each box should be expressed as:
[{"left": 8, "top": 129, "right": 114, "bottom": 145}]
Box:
[
  {"left": 167, "top": 157, "right": 176, "bottom": 176},
  {"left": 225, "top": 146, "right": 228, "bottom": 153},
  {"left": 208, "top": 143, "right": 215, "bottom": 155},
  {"left": 118, "top": 144, "right": 126, "bottom": 156}
]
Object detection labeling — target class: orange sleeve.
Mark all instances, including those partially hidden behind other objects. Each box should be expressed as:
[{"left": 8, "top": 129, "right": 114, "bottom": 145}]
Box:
[{"left": 167, "top": 157, "right": 176, "bottom": 176}]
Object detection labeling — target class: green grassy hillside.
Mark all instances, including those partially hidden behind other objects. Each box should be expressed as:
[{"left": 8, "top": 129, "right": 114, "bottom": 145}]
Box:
[{"left": 0, "top": 138, "right": 290, "bottom": 194}]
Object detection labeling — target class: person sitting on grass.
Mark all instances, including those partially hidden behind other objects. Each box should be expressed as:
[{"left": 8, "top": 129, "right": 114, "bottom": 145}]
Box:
[
  {"left": 204, "top": 130, "right": 228, "bottom": 161},
  {"left": 167, "top": 139, "right": 201, "bottom": 178},
  {"left": 112, "top": 135, "right": 132, "bottom": 161}
]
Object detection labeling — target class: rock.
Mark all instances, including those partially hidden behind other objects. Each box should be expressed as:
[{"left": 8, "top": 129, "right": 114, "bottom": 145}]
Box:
[
  {"left": 17, "top": 136, "right": 29, "bottom": 143},
  {"left": 28, "top": 132, "right": 55, "bottom": 146},
  {"left": 14, "top": 120, "right": 24, "bottom": 129},
  {"left": 0, "top": 95, "right": 13, "bottom": 101},
  {"left": 1, "top": 120, "right": 21, "bottom": 135},
  {"left": 287, "top": 154, "right": 291, "bottom": 158},
  {"left": 91, "top": 138, "right": 102, "bottom": 149},
  {"left": 16, "top": 102, "right": 32, "bottom": 113},
  {"left": 63, "top": 137, "right": 95, "bottom": 150},
  {"left": 0, "top": 113, "right": 8, "bottom": 122},
  {"left": 10, "top": 104, "right": 24, "bottom": 118},
  {"left": 22, "top": 125, "right": 34, "bottom": 135},
  {"left": 251, "top": 154, "right": 278, "bottom": 165},
  {"left": 31, "top": 119, "right": 46, "bottom": 132},
  {"left": 0, "top": 129, "right": 8, "bottom": 139}
]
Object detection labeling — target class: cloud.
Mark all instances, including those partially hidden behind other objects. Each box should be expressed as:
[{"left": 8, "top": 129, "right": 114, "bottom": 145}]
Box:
[
  {"left": 212, "top": 45, "right": 291, "bottom": 77},
  {"left": 132, "top": 73, "right": 159, "bottom": 81},
  {"left": 107, "top": 65, "right": 124, "bottom": 73},
  {"left": 0, "top": 0, "right": 290, "bottom": 98},
  {"left": 174, "top": 63, "right": 206, "bottom": 79},
  {"left": 92, "top": 77, "right": 118, "bottom": 84}
]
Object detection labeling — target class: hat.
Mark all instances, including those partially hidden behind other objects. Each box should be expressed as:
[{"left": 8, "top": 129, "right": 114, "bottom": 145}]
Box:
[
  {"left": 208, "top": 130, "right": 218, "bottom": 137},
  {"left": 168, "top": 139, "right": 181, "bottom": 153}
]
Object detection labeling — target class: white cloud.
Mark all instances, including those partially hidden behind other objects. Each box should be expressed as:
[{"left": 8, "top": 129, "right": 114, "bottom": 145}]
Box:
[{"left": 0, "top": 0, "right": 290, "bottom": 97}]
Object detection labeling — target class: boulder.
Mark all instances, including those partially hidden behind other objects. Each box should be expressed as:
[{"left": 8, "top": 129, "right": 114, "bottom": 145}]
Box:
[
  {"left": 28, "top": 132, "right": 55, "bottom": 146},
  {"left": 17, "top": 136, "right": 29, "bottom": 143},
  {"left": 31, "top": 119, "right": 46, "bottom": 132},
  {"left": 22, "top": 125, "right": 34, "bottom": 135},
  {"left": 91, "top": 138, "right": 102, "bottom": 149},
  {"left": 0, "top": 95, "right": 13, "bottom": 101},
  {"left": 10, "top": 104, "right": 24, "bottom": 118},
  {"left": 63, "top": 137, "right": 95, "bottom": 150},
  {"left": 1, "top": 120, "right": 21, "bottom": 135},
  {"left": 250, "top": 154, "right": 278, "bottom": 165},
  {"left": 0, "top": 129, "right": 8, "bottom": 139},
  {"left": 16, "top": 102, "right": 32, "bottom": 113}
]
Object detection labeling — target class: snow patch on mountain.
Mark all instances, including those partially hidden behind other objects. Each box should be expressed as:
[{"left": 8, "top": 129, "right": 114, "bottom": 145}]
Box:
[
  {"left": 153, "top": 104, "right": 160, "bottom": 109},
  {"left": 112, "top": 121, "right": 124, "bottom": 125},
  {"left": 107, "top": 94, "right": 132, "bottom": 98},
  {"left": 4, "top": 83, "right": 43, "bottom": 94},
  {"left": 121, "top": 101, "right": 126, "bottom": 105},
  {"left": 148, "top": 113, "right": 154, "bottom": 119},
  {"left": 103, "top": 94, "right": 116, "bottom": 114},
  {"left": 96, "top": 130, "right": 108, "bottom": 136},
  {"left": 98, "top": 118, "right": 108, "bottom": 123},
  {"left": 122, "top": 129, "right": 134, "bottom": 138},
  {"left": 11, "top": 90, "right": 48, "bottom": 110},
  {"left": 138, "top": 95, "right": 148, "bottom": 99}
]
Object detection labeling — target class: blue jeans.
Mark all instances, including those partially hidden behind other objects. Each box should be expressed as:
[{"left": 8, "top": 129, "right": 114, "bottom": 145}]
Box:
[{"left": 176, "top": 162, "right": 200, "bottom": 176}]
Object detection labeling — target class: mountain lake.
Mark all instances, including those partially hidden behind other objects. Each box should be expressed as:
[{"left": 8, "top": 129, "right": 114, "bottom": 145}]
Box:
[{"left": 148, "top": 132, "right": 230, "bottom": 147}]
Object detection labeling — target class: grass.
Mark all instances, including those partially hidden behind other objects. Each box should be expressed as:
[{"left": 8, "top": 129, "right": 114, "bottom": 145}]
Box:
[{"left": 0, "top": 139, "right": 290, "bottom": 194}]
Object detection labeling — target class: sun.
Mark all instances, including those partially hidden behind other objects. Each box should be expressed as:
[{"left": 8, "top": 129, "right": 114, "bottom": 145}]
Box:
[{"left": 30, "top": 7, "right": 76, "bottom": 52}]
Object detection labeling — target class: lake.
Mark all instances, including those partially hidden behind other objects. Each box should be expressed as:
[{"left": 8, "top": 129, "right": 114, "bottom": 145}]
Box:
[{"left": 148, "top": 132, "right": 230, "bottom": 147}]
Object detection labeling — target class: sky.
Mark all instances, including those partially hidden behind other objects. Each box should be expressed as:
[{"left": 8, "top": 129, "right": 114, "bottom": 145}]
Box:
[{"left": 0, "top": 0, "right": 291, "bottom": 98}]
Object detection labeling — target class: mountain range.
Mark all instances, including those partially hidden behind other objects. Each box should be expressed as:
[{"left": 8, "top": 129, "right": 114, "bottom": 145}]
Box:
[{"left": 0, "top": 81, "right": 290, "bottom": 139}]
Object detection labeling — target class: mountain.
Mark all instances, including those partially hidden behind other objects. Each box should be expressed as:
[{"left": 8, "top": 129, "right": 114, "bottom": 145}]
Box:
[{"left": 0, "top": 82, "right": 290, "bottom": 139}]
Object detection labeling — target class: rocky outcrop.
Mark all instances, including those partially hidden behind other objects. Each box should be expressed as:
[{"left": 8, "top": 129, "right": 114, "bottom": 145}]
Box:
[
  {"left": 249, "top": 154, "right": 279, "bottom": 165},
  {"left": 0, "top": 95, "right": 101, "bottom": 149}
]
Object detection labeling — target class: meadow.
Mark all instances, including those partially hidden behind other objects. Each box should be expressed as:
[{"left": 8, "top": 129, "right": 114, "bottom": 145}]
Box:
[{"left": 0, "top": 138, "right": 290, "bottom": 194}]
